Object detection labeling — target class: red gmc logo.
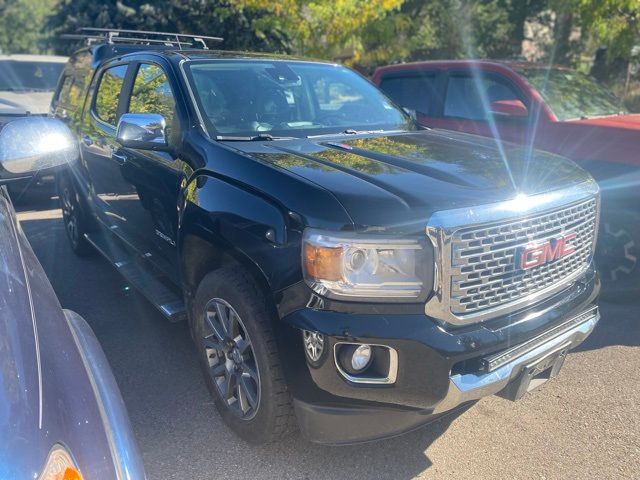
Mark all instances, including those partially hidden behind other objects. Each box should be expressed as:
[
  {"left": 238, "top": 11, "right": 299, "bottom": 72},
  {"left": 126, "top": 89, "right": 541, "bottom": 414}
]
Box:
[{"left": 519, "top": 233, "right": 577, "bottom": 270}]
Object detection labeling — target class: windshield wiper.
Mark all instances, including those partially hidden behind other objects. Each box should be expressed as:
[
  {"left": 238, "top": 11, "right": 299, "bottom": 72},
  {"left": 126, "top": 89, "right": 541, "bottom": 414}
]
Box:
[
  {"left": 306, "top": 129, "right": 402, "bottom": 139},
  {"left": 215, "top": 134, "right": 295, "bottom": 141}
]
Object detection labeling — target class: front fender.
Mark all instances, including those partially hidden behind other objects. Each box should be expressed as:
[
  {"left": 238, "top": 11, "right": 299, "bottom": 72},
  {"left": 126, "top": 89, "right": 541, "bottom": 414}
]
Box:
[{"left": 178, "top": 173, "right": 303, "bottom": 295}]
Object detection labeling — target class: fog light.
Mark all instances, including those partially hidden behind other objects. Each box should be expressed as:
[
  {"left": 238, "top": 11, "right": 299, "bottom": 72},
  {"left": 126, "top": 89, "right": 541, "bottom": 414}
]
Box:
[{"left": 351, "top": 344, "right": 372, "bottom": 371}]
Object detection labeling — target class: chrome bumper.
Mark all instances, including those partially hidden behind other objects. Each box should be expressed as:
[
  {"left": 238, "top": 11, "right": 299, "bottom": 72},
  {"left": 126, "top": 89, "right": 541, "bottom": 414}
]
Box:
[{"left": 433, "top": 306, "right": 600, "bottom": 414}]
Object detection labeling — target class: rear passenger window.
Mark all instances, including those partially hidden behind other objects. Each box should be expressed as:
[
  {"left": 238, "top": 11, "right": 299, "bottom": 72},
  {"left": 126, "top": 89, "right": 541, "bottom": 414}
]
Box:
[
  {"left": 444, "top": 75, "right": 524, "bottom": 120},
  {"left": 379, "top": 74, "right": 437, "bottom": 115},
  {"left": 127, "top": 63, "right": 177, "bottom": 130},
  {"left": 94, "top": 65, "right": 128, "bottom": 125}
]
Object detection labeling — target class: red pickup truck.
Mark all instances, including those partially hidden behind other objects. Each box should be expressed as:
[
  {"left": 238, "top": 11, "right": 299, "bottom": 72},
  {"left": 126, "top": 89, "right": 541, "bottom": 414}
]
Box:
[{"left": 373, "top": 60, "right": 640, "bottom": 293}]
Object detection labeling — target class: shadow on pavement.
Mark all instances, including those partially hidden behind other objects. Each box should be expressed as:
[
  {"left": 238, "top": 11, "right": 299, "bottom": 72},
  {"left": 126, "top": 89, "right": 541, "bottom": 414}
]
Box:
[
  {"left": 17, "top": 204, "right": 466, "bottom": 480},
  {"left": 16, "top": 195, "right": 639, "bottom": 479}
]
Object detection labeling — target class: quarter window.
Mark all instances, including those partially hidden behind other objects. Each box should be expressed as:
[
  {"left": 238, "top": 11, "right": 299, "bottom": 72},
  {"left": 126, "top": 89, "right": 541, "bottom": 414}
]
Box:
[
  {"left": 94, "top": 65, "right": 128, "bottom": 125},
  {"left": 128, "top": 63, "right": 177, "bottom": 131}
]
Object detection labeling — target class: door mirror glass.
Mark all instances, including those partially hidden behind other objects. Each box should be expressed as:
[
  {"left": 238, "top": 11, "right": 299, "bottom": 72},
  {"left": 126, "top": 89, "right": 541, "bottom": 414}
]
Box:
[
  {"left": 489, "top": 99, "right": 528, "bottom": 118},
  {"left": 0, "top": 117, "right": 78, "bottom": 176},
  {"left": 116, "top": 113, "right": 167, "bottom": 149}
]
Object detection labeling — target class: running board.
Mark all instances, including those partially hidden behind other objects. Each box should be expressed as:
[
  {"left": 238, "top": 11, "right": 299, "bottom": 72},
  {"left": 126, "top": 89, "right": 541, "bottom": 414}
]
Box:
[{"left": 84, "top": 232, "right": 186, "bottom": 322}]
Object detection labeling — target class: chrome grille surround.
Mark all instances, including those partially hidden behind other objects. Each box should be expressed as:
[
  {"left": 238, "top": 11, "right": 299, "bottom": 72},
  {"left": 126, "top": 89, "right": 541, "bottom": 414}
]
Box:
[{"left": 425, "top": 180, "right": 600, "bottom": 326}]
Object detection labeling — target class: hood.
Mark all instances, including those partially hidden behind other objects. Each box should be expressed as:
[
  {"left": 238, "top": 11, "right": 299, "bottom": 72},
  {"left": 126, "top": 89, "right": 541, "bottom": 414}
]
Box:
[
  {"left": 555, "top": 114, "right": 640, "bottom": 166},
  {"left": 227, "top": 130, "right": 593, "bottom": 232},
  {"left": 0, "top": 91, "right": 54, "bottom": 115},
  {"left": 566, "top": 113, "right": 640, "bottom": 131}
]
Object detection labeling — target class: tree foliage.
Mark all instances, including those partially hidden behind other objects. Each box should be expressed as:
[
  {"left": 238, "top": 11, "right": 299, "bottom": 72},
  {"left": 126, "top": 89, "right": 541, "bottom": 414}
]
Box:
[
  {"left": 572, "top": 0, "right": 640, "bottom": 59},
  {"left": 229, "top": 0, "right": 403, "bottom": 61},
  {"left": 0, "top": 0, "right": 56, "bottom": 54},
  {"left": 48, "top": 0, "right": 289, "bottom": 55}
]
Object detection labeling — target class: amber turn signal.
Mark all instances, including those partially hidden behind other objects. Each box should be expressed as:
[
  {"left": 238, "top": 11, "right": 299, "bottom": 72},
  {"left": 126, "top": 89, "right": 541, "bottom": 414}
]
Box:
[{"left": 303, "top": 243, "right": 343, "bottom": 281}]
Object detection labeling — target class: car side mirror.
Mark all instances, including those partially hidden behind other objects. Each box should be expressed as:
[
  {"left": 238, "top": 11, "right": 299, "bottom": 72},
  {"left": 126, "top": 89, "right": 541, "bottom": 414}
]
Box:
[
  {"left": 489, "top": 99, "right": 528, "bottom": 118},
  {"left": 0, "top": 117, "right": 78, "bottom": 179},
  {"left": 116, "top": 113, "right": 168, "bottom": 150}
]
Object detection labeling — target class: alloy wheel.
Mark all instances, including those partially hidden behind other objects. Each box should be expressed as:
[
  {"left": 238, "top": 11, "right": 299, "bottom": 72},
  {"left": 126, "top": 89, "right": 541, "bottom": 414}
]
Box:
[
  {"left": 203, "top": 298, "right": 261, "bottom": 420},
  {"left": 60, "top": 186, "right": 79, "bottom": 246}
]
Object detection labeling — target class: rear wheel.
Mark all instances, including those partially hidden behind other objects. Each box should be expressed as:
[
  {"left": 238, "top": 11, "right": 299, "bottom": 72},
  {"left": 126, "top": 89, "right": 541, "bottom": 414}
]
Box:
[
  {"left": 58, "top": 173, "right": 94, "bottom": 256},
  {"left": 190, "top": 267, "right": 295, "bottom": 443}
]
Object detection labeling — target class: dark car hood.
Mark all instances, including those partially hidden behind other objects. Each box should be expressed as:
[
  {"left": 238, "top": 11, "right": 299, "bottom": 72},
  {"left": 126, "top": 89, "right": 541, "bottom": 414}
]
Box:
[{"left": 229, "top": 130, "right": 593, "bottom": 232}]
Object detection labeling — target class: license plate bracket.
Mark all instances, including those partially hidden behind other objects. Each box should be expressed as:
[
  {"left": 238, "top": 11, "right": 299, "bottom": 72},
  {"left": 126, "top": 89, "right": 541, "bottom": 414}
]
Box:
[{"left": 499, "top": 342, "right": 571, "bottom": 401}]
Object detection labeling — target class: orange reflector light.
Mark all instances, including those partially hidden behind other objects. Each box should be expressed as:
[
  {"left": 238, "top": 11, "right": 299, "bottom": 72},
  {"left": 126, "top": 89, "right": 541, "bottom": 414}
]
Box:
[
  {"left": 61, "top": 467, "right": 83, "bottom": 480},
  {"left": 38, "top": 445, "right": 83, "bottom": 480},
  {"left": 303, "top": 243, "right": 343, "bottom": 281}
]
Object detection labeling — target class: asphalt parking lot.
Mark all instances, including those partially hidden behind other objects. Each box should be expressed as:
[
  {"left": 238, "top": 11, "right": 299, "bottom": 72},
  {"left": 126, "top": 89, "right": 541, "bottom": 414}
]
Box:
[{"left": 17, "top": 197, "right": 640, "bottom": 480}]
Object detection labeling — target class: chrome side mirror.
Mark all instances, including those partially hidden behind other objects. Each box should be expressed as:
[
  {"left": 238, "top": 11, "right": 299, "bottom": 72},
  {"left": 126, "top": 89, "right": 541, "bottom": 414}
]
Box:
[
  {"left": 0, "top": 117, "right": 78, "bottom": 177},
  {"left": 116, "top": 113, "right": 167, "bottom": 150}
]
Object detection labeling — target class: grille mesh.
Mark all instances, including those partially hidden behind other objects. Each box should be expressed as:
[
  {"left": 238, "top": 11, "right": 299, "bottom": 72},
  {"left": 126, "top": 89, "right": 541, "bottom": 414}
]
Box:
[{"left": 450, "top": 198, "right": 597, "bottom": 315}]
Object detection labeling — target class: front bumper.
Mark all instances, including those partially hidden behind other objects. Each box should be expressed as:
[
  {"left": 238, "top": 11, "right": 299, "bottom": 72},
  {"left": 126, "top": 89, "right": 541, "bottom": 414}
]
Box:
[{"left": 279, "top": 268, "right": 600, "bottom": 444}]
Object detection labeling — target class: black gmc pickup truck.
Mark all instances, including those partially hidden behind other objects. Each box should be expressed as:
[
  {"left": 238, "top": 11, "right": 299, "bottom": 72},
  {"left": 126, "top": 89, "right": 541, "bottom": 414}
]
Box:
[{"left": 52, "top": 32, "right": 601, "bottom": 445}]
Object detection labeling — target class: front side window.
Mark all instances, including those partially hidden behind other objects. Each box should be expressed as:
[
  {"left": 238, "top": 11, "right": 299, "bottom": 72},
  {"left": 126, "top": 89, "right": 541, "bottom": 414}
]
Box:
[
  {"left": 444, "top": 75, "right": 526, "bottom": 121},
  {"left": 379, "top": 73, "right": 437, "bottom": 115},
  {"left": 517, "top": 68, "right": 625, "bottom": 121},
  {"left": 94, "top": 64, "right": 128, "bottom": 125},
  {"left": 185, "top": 60, "right": 413, "bottom": 138},
  {"left": 127, "top": 63, "right": 177, "bottom": 130}
]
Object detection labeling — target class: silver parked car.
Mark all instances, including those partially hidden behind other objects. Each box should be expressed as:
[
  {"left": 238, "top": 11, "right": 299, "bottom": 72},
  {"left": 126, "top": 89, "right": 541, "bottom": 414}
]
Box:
[{"left": 0, "top": 117, "right": 145, "bottom": 479}]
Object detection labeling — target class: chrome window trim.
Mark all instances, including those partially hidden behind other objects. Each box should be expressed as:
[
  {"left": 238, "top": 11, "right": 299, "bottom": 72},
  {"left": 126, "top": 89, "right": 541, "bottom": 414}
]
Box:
[
  {"left": 333, "top": 342, "right": 398, "bottom": 385},
  {"left": 425, "top": 180, "right": 600, "bottom": 326}
]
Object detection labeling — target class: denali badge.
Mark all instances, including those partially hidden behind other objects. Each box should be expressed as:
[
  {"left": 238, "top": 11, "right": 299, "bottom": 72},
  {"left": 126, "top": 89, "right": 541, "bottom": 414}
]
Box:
[{"left": 519, "top": 233, "right": 577, "bottom": 270}]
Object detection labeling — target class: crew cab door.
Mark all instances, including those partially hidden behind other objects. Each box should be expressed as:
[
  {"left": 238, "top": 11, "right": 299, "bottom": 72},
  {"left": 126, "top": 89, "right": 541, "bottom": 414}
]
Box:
[
  {"left": 427, "top": 70, "right": 532, "bottom": 146},
  {"left": 110, "top": 60, "right": 186, "bottom": 278},
  {"left": 80, "top": 63, "right": 133, "bottom": 231}
]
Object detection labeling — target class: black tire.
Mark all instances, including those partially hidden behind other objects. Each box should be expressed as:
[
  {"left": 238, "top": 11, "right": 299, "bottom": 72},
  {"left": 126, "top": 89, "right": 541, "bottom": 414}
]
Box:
[
  {"left": 57, "top": 172, "right": 94, "bottom": 257},
  {"left": 596, "top": 209, "right": 640, "bottom": 298},
  {"left": 190, "top": 267, "right": 295, "bottom": 444}
]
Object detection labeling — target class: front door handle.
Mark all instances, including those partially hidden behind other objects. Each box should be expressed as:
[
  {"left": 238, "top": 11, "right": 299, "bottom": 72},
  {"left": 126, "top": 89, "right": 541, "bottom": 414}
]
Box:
[
  {"left": 82, "top": 135, "right": 93, "bottom": 147},
  {"left": 111, "top": 150, "right": 128, "bottom": 166}
]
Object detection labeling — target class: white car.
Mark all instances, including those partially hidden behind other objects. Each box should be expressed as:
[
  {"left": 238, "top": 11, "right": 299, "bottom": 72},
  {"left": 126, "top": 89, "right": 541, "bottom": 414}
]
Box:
[{"left": 0, "top": 54, "right": 68, "bottom": 123}]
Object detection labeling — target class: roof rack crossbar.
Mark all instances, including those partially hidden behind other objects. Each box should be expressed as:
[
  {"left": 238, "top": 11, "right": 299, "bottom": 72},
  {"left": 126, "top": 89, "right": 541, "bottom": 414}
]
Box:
[
  {"left": 60, "top": 33, "right": 195, "bottom": 48},
  {"left": 76, "top": 27, "right": 223, "bottom": 50}
]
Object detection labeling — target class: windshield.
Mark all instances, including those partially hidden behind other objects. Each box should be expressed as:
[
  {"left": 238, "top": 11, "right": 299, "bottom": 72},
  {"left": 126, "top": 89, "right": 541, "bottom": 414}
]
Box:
[
  {"left": 517, "top": 68, "right": 625, "bottom": 121},
  {"left": 0, "top": 60, "right": 64, "bottom": 92},
  {"left": 185, "top": 60, "right": 413, "bottom": 138}
]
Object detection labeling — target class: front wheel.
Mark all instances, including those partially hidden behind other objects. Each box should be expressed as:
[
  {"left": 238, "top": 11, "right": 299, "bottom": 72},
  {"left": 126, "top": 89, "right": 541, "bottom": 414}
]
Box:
[{"left": 190, "top": 267, "right": 295, "bottom": 443}]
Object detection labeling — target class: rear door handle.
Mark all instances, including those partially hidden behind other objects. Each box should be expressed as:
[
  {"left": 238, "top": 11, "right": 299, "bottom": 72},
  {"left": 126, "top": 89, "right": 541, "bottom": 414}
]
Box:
[{"left": 82, "top": 135, "right": 93, "bottom": 146}]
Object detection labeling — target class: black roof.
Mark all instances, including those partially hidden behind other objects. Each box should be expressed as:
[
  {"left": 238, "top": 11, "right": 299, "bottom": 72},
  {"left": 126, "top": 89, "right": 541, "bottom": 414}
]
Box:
[{"left": 81, "top": 43, "right": 333, "bottom": 68}]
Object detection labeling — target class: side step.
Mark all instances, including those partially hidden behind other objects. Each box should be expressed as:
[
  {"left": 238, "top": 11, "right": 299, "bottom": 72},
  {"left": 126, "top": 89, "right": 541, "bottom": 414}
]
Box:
[{"left": 84, "top": 231, "right": 186, "bottom": 322}]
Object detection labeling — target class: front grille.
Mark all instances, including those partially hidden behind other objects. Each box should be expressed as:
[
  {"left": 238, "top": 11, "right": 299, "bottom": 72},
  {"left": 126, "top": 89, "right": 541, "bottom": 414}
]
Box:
[{"left": 449, "top": 197, "right": 598, "bottom": 316}]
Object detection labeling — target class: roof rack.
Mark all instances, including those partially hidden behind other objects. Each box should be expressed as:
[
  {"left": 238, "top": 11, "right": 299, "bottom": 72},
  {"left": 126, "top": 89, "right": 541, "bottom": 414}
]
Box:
[{"left": 60, "top": 28, "right": 223, "bottom": 50}]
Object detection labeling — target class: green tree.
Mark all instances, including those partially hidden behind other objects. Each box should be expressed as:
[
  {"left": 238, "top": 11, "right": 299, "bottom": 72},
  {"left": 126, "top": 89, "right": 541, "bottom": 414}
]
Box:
[
  {"left": 230, "top": 0, "right": 403, "bottom": 61},
  {"left": 358, "top": 0, "right": 548, "bottom": 69},
  {"left": 48, "top": 0, "right": 289, "bottom": 55},
  {"left": 575, "top": 0, "right": 640, "bottom": 61},
  {"left": 0, "top": 0, "right": 56, "bottom": 54}
]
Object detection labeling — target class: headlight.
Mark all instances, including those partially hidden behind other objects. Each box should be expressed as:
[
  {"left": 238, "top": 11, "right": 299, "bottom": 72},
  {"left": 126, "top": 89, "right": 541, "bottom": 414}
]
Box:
[
  {"left": 302, "top": 229, "right": 430, "bottom": 301},
  {"left": 38, "top": 445, "right": 83, "bottom": 480}
]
